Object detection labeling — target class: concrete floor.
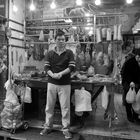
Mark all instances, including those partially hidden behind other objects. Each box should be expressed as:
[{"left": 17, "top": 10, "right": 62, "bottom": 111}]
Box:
[
  {"left": 77, "top": 93, "right": 140, "bottom": 140},
  {"left": 0, "top": 93, "right": 140, "bottom": 140}
]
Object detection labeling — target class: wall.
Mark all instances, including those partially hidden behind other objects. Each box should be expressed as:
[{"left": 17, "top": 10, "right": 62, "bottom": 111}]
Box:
[
  {"left": 7, "top": 0, "right": 45, "bottom": 73},
  {"left": 8, "top": 0, "right": 25, "bottom": 74}
]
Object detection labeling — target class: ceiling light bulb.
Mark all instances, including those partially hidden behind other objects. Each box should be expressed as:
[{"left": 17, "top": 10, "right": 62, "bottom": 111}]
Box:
[
  {"left": 30, "top": 3, "right": 35, "bottom": 11},
  {"left": 85, "top": 13, "right": 90, "bottom": 17},
  {"left": 50, "top": 2, "right": 56, "bottom": 9},
  {"left": 76, "top": 0, "right": 83, "bottom": 6},
  {"left": 126, "top": 0, "right": 133, "bottom": 4},
  {"left": 13, "top": 4, "right": 18, "bottom": 12},
  {"left": 95, "top": 0, "right": 101, "bottom": 5}
]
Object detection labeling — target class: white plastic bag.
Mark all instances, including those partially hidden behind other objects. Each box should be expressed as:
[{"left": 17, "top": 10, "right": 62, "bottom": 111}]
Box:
[
  {"left": 21, "top": 86, "right": 32, "bottom": 103},
  {"left": 101, "top": 86, "right": 109, "bottom": 110},
  {"left": 4, "top": 79, "right": 13, "bottom": 90},
  {"left": 74, "top": 87, "right": 92, "bottom": 112},
  {"left": 24, "top": 86, "right": 32, "bottom": 103},
  {"left": 132, "top": 89, "right": 140, "bottom": 114},
  {"left": 126, "top": 87, "right": 136, "bottom": 104},
  {"left": 5, "top": 88, "right": 19, "bottom": 106}
]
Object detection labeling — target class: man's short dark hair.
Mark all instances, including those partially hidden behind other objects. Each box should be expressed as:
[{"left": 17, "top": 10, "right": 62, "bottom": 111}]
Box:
[{"left": 55, "top": 30, "right": 65, "bottom": 40}]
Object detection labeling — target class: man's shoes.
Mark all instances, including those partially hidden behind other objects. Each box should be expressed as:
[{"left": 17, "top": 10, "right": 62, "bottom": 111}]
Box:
[
  {"left": 63, "top": 131, "right": 72, "bottom": 139},
  {"left": 40, "top": 128, "right": 52, "bottom": 135}
]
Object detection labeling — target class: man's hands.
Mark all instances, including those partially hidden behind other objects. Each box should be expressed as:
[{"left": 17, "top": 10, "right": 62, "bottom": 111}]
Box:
[
  {"left": 52, "top": 72, "right": 63, "bottom": 79},
  {"left": 47, "top": 69, "right": 70, "bottom": 79},
  {"left": 47, "top": 70, "right": 62, "bottom": 79}
]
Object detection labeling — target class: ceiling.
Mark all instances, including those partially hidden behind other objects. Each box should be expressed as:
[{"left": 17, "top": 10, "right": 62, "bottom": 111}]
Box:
[
  {"left": 25, "top": 0, "right": 140, "bottom": 33},
  {"left": 27, "top": 0, "right": 140, "bottom": 17},
  {"left": 39, "top": 0, "right": 140, "bottom": 9}
]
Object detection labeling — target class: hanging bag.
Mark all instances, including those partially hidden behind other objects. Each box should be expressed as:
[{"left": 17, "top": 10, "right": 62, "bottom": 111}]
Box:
[
  {"left": 132, "top": 89, "right": 140, "bottom": 114},
  {"left": 24, "top": 86, "right": 32, "bottom": 103},
  {"left": 126, "top": 87, "right": 136, "bottom": 104},
  {"left": 21, "top": 86, "right": 32, "bottom": 103}
]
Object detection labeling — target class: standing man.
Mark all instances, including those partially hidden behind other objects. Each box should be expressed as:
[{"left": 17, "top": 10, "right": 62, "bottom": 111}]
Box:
[
  {"left": 40, "top": 31, "right": 75, "bottom": 139},
  {"left": 121, "top": 48, "right": 140, "bottom": 123}
]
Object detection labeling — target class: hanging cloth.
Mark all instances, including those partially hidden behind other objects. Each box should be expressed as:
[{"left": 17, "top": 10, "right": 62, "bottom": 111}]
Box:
[
  {"left": 126, "top": 87, "right": 136, "bottom": 104},
  {"left": 132, "top": 89, "right": 140, "bottom": 114}
]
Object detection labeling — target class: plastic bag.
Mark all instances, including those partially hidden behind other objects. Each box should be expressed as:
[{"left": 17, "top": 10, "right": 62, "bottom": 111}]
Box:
[
  {"left": 74, "top": 87, "right": 92, "bottom": 112},
  {"left": 4, "top": 79, "right": 13, "bottom": 90},
  {"left": 126, "top": 87, "right": 136, "bottom": 104},
  {"left": 24, "top": 86, "right": 32, "bottom": 103},
  {"left": 5, "top": 88, "right": 19, "bottom": 106},
  {"left": 20, "top": 86, "right": 32, "bottom": 103},
  {"left": 101, "top": 86, "right": 109, "bottom": 110},
  {"left": 132, "top": 89, "right": 140, "bottom": 114}
]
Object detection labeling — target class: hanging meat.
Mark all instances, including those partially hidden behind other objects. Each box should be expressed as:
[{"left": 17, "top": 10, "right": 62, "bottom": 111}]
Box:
[{"left": 33, "top": 44, "right": 44, "bottom": 61}]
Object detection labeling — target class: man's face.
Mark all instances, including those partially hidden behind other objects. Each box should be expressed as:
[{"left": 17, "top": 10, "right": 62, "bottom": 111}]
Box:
[
  {"left": 135, "top": 55, "right": 140, "bottom": 66},
  {"left": 56, "top": 35, "right": 65, "bottom": 48}
]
